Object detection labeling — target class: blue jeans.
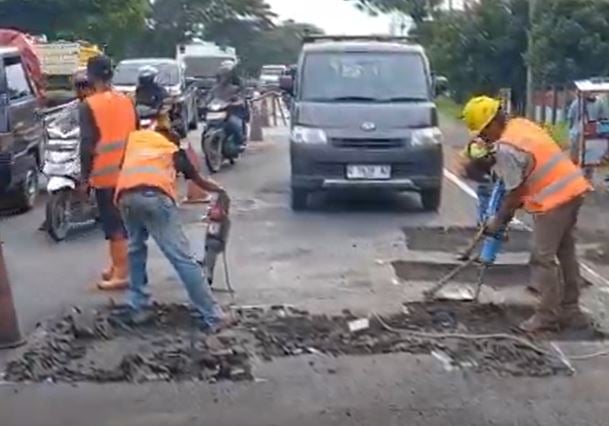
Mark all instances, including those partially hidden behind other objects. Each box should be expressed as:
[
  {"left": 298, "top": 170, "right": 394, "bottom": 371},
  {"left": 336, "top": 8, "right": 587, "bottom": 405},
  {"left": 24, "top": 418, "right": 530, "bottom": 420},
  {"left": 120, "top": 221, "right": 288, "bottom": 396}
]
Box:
[
  {"left": 477, "top": 182, "right": 493, "bottom": 225},
  {"left": 118, "top": 190, "right": 224, "bottom": 328},
  {"left": 225, "top": 115, "right": 244, "bottom": 146}
]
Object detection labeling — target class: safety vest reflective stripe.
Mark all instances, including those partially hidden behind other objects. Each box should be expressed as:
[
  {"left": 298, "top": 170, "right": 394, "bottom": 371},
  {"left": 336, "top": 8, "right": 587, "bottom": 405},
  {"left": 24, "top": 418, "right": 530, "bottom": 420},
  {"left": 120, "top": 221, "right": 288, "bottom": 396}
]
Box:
[
  {"left": 90, "top": 165, "right": 121, "bottom": 178},
  {"left": 531, "top": 169, "right": 585, "bottom": 204},
  {"left": 526, "top": 151, "right": 566, "bottom": 187},
  {"left": 119, "top": 165, "right": 172, "bottom": 177},
  {"left": 95, "top": 141, "right": 126, "bottom": 154}
]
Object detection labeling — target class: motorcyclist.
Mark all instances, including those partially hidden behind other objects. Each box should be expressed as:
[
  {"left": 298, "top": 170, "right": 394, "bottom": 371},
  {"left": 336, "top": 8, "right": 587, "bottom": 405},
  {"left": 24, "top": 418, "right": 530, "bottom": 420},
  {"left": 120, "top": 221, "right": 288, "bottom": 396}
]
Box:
[
  {"left": 207, "top": 60, "right": 247, "bottom": 147},
  {"left": 135, "top": 65, "right": 168, "bottom": 110},
  {"left": 38, "top": 69, "right": 93, "bottom": 231}
]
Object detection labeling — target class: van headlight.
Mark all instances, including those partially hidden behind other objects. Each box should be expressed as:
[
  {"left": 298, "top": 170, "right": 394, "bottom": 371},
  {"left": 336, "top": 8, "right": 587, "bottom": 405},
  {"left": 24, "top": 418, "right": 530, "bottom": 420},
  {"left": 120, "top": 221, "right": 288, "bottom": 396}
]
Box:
[
  {"left": 291, "top": 126, "right": 328, "bottom": 144},
  {"left": 411, "top": 127, "right": 443, "bottom": 147}
]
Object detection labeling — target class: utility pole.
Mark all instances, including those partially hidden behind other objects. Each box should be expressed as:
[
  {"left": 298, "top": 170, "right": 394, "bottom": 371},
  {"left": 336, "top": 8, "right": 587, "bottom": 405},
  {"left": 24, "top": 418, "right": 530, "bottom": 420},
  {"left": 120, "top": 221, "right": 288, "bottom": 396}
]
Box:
[{"left": 525, "top": 0, "right": 538, "bottom": 119}]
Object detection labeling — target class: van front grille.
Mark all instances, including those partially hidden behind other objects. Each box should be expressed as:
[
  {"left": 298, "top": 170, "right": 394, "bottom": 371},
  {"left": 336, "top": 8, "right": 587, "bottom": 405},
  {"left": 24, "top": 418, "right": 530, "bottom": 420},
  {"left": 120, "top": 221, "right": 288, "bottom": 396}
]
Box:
[{"left": 331, "top": 137, "right": 405, "bottom": 149}]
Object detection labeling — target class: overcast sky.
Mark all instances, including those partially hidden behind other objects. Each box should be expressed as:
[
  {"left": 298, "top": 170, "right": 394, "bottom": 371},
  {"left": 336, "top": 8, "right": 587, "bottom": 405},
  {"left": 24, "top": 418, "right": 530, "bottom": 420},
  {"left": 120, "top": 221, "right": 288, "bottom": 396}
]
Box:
[{"left": 266, "top": 0, "right": 392, "bottom": 35}]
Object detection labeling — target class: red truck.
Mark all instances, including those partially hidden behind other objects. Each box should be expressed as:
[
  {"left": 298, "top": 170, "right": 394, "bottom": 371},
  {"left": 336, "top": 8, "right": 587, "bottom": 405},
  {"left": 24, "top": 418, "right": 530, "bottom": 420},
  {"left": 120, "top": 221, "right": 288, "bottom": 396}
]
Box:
[{"left": 0, "top": 29, "right": 46, "bottom": 211}]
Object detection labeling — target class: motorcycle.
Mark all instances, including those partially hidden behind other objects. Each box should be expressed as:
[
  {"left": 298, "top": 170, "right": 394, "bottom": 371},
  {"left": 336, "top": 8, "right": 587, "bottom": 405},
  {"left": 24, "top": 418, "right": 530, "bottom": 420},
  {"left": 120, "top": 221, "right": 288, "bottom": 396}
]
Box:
[
  {"left": 201, "top": 97, "right": 245, "bottom": 173},
  {"left": 43, "top": 106, "right": 98, "bottom": 242}
]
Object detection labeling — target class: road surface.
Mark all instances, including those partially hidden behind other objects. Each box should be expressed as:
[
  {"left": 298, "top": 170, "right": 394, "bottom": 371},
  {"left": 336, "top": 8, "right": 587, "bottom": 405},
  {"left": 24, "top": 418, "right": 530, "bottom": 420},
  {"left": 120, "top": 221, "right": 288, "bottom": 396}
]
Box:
[{"left": 3, "top": 120, "right": 609, "bottom": 426}]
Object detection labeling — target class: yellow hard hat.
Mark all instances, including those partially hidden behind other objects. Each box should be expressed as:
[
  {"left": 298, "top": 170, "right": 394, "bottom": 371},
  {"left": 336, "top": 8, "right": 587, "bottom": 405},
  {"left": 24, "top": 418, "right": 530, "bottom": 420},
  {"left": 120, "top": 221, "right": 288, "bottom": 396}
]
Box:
[{"left": 461, "top": 96, "right": 501, "bottom": 136}]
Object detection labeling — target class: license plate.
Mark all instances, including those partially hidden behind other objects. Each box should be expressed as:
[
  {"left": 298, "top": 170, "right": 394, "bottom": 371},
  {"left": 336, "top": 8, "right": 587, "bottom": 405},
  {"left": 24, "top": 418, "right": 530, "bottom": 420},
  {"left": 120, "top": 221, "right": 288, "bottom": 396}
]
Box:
[
  {"left": 207, "top": 111, "right": 226, "bottom": 120},
  {"left": 346, "top": 165, "right": 391, "bottom": 180}
]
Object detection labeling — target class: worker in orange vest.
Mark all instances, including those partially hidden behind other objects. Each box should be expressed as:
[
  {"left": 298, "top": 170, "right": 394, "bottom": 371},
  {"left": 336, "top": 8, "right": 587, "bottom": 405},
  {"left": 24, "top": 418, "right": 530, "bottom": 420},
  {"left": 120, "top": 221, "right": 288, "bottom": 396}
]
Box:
[
  {"left": 79, "top": 55, "right": 138, "bottom": 291},
  {"left": 462, "top": 96, "right": 593, "bottom": 333},
  {"left": 115, "top": 102, "right": 230, "bottom": 332}
]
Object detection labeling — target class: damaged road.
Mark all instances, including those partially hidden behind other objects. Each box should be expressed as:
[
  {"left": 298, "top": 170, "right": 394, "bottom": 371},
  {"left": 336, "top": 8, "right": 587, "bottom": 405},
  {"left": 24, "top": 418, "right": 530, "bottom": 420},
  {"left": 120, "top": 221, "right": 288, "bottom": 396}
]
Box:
[{"left": 7, "top": 300, "right": 599, "bottom": 384}]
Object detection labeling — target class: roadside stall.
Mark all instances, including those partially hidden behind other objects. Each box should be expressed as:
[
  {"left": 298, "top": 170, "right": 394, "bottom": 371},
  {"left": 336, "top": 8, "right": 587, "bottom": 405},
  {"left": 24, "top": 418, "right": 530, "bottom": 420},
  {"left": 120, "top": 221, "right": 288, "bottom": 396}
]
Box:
[{"left": 573, "top": 78, "right": 609, "bottom": 170}]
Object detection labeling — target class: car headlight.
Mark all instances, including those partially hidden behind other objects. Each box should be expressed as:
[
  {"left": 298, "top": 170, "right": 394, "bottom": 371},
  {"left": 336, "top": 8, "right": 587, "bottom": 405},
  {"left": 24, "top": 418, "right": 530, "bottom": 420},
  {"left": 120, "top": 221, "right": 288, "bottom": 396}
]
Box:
[
  {"left": 291, "top": 126, "right": 328, "bottom": 144},
  {"left": 411, "top": 127, "right": 443, "bottom": 147}
]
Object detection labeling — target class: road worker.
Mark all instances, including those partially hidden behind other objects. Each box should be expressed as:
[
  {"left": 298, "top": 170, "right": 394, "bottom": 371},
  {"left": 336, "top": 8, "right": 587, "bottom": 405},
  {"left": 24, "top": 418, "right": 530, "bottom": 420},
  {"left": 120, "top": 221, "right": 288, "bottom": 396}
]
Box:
[
  {"left": 462, "top": 96, "right": 593, "bottom": 333},
  {"left": 80, "top": 55, "right": 138, "bottom": 290},
  {"left": 115, "top": 101, "right": 230, "bottom": 333}
]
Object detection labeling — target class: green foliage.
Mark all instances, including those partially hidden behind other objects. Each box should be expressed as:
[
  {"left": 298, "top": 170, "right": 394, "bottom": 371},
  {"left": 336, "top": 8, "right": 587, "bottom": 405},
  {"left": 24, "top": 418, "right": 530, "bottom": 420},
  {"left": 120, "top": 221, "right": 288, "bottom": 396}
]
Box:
[
  {"left": 346, "top": 0, "right": 442, "bottom": 24},
  {"left": 530, "top": 0, "right": 609, "bottom": 84},
  {"left": 0, "top": 0, "right": 150, "bottom": 57}
]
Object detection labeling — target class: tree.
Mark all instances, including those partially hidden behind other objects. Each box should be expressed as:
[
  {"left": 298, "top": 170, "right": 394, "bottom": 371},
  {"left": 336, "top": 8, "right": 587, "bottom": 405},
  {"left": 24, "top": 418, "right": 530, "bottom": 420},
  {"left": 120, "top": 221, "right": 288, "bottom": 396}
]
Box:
[
  {"left": 135, "top": 0, "right": 275, "bottom": 57},
  {"left": 0, "top": 0, "right": 150, "bottom": 57},
  {"left": 530, "top": 0, "right": 609, "bottom": 85},
  {"left": 346, "top": 0, "right": 443, "bottom": 24}
]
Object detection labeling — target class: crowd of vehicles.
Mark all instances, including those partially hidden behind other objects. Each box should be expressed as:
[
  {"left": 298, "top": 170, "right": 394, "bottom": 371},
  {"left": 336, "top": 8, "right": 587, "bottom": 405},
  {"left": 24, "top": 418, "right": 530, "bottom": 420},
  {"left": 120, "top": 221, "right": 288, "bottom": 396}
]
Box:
[
  {"left": 281, "top": 35, "right": 444, "bottom": 211},
  {"left": 0, "top": 29, "right": 449, "bottom": 225},
  {"left": 113, "top": 58, "right": 198, "bottom": 138}
]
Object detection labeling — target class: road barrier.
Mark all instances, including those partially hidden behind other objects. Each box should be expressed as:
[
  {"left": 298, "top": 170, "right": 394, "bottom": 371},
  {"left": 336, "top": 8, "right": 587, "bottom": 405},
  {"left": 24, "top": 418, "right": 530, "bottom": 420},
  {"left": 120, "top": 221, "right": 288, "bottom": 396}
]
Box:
[
  {"left": 0, "top": 241, "right": 25, "bottom": 350},
  {"left": 247, "top": 91, "right": 288, "bottom": 142}
]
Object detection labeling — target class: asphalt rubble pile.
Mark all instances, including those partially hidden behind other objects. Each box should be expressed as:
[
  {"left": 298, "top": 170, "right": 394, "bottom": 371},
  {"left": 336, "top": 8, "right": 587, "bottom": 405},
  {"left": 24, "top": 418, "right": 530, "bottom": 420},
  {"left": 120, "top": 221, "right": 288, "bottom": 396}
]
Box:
[
  {"left": 4, "top": 302, "right": 584, "bottom": 384},
  {"left": 4, "top": 304, "right": 253, "bottom": 384},
  {"left": 239, "top": 302, "right": 572, "bottom": 377}
]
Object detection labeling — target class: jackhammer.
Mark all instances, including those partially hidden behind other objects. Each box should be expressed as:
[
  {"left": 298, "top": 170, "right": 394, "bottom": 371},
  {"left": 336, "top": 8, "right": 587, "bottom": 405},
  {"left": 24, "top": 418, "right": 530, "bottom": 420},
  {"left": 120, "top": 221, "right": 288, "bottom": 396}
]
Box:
[{"left": 424, "top": 179, "right": 507, "bottom": 301}]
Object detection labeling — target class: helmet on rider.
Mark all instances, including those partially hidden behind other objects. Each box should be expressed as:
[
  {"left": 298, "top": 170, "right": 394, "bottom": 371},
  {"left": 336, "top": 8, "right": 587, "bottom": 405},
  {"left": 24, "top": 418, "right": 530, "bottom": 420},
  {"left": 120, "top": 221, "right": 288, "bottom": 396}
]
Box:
[
  {"left": 138, "top": 65, "right": 159, "bottom": 87},
  {"left": 72, "top": 68, "right": 92, "bottom": 100}
]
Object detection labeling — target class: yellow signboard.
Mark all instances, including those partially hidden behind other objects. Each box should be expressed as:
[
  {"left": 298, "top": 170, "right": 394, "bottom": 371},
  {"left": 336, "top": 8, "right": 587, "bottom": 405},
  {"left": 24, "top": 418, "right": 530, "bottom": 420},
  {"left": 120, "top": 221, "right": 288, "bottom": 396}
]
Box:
[{"left": 36, "top": 41, "right": 102, "bottom": 75}]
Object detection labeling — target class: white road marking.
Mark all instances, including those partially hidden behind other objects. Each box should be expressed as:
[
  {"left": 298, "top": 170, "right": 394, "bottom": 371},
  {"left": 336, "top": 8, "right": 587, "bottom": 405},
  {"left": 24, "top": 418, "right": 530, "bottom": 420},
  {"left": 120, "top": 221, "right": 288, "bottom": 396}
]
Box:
[{"left": 443, "top": 168, "right": 609, "bottom": 288}]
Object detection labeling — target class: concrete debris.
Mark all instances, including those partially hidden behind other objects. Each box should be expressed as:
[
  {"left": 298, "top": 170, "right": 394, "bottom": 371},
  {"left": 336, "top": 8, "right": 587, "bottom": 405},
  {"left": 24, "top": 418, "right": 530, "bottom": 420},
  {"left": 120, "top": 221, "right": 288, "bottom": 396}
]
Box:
[
  {"left": 348, "top": 318, "right": 370, "bottom": 333},
  {"left": 5, "top": 301, "right": 597, "bottom": 383}
]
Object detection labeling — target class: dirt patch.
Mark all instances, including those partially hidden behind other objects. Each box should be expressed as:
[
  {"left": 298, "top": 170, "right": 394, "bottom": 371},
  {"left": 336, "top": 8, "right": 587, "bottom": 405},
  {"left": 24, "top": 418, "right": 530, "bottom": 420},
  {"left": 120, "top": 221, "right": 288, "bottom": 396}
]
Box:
[
  {"left": 6, "top": 302, "right": 602, "bottom": 383},
  {"left": 403, "top": 226, "right": 532, "bottom": 253},
  {"left": 392, "top": 260, "right": 536, "bottom": 288}
]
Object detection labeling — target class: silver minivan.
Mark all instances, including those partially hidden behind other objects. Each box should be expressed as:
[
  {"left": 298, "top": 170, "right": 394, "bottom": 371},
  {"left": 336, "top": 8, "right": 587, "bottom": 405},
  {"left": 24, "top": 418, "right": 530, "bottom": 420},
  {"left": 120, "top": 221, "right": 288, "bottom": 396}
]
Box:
[{"left": 282, "top": 36, "right": 444, "bottom": 211}]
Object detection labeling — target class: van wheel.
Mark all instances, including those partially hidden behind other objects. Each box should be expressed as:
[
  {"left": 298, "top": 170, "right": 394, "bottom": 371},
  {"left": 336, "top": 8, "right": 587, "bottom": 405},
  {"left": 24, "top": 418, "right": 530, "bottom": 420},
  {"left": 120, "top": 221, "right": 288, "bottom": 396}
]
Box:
[
  {"left": 291, "top": 189, "right": 309, "bottom": 211},
  {"left": 14, "top": 157, "right": 39, "bottom": 212},
  {"left": 421, "top": 187, "right": 442, "bottom": 212}
]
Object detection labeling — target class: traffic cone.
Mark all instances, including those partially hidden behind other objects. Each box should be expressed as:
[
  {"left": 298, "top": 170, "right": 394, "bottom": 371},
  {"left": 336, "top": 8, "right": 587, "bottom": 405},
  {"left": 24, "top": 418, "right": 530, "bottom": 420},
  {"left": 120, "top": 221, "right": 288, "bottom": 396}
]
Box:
[
  {"left": 183, "top": 140, "right": 211, "bottom": 204},
  {"left": 249, "top": 104, "right": 264, "bottom": 142},
  {"left": 0, "top": 242, "right": 25, "bottom": 350}
]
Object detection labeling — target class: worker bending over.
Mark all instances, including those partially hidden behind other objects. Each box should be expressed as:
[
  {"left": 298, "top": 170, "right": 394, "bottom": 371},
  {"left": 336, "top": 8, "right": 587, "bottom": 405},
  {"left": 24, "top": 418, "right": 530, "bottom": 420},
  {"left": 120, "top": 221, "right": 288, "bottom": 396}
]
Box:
[
  {"left": 462, "top": 96, "right": 592, "bottom": 333},
  {"left": 80, "top": 55, "right": 138, "bottom": 290},
  {"left": 115, "top": 102, "right": 229, "bottom": 332}
]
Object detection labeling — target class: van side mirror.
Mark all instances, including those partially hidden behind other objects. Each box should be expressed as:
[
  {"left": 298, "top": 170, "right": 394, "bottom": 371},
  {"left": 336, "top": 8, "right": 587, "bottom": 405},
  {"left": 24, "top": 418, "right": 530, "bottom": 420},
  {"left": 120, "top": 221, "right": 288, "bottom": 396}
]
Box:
[{"left": 279, "top": 75, "right": 294, "bottom": 94}]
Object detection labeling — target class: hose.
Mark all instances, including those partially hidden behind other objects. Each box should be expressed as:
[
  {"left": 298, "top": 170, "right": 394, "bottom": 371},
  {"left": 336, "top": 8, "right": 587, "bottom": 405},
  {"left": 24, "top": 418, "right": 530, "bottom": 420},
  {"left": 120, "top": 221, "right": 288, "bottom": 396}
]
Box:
[{"left": 373, "top": 313, "right": 609, "bottom": 363}]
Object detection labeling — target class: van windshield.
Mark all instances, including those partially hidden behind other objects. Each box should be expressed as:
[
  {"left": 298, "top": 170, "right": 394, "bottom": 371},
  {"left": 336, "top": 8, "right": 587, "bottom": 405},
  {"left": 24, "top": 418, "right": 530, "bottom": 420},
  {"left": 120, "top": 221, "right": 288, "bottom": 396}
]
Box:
[{"left": 301, "top": 52, "right": 429, "bottom": 102}]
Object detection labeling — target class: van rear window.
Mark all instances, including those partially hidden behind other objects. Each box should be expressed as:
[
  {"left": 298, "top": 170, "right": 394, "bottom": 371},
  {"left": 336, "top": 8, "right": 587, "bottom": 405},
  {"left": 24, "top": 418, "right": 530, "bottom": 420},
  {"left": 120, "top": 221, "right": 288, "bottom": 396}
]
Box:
[{"left": 301, "top": 52, "right": 429, "bottom": 103}]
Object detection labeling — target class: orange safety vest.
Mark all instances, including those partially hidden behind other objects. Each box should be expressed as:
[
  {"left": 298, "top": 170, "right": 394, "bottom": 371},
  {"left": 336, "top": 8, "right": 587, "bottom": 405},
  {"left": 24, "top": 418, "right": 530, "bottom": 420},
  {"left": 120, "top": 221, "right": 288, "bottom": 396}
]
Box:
[
  {"left": 87, "top": 91, "right": 136, "bottom": 188},
  {"left": 498, "top": 118, "right": 592, "bottom": 213},
  {"left": 115, "top": 130, "right": 179, "bottom": 202}
]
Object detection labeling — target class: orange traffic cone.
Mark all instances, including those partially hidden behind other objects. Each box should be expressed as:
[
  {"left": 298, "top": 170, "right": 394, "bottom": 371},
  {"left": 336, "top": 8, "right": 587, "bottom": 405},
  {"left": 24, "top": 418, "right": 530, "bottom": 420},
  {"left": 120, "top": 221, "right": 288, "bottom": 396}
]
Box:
[
  {"left": 0, "top": 242, "right": 25, "bottom": 349},
  {"left": 183, "top": 140, "right": 211, "bottom": 204}
]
